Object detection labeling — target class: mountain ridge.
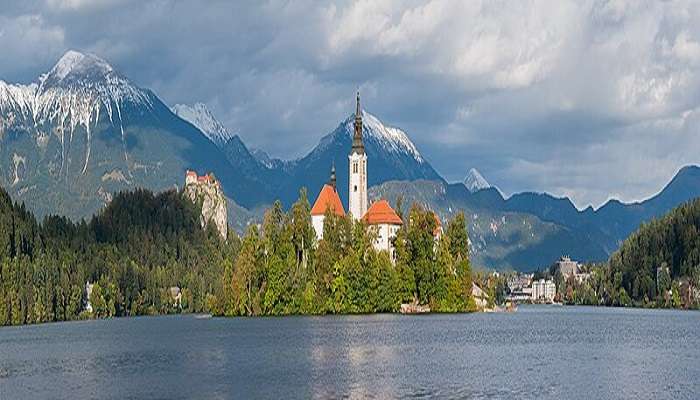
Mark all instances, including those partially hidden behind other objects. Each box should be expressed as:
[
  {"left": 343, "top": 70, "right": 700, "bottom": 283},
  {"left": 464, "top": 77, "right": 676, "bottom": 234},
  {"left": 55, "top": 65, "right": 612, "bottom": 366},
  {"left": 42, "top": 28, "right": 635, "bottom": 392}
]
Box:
[{"left": 2, "top": 50, "right": 700, "bottom": 271}]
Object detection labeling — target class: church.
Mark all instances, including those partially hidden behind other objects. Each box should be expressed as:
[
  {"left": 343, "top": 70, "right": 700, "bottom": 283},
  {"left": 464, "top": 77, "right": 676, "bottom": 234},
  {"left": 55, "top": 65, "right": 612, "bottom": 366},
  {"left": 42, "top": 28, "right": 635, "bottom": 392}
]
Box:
[{"left": 310, "top": 92, "right": 405, "bottom": 261}]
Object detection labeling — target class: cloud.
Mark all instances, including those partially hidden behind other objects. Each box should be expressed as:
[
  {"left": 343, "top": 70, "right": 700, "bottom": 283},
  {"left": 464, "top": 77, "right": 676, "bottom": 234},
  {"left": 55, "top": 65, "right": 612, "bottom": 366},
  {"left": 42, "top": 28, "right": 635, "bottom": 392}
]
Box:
[
  {"left": 0, "top": 13, "right": 64, "bottom": 82},
  {"left": 1, "top": 0, "right": 699, "bottom": 208}
]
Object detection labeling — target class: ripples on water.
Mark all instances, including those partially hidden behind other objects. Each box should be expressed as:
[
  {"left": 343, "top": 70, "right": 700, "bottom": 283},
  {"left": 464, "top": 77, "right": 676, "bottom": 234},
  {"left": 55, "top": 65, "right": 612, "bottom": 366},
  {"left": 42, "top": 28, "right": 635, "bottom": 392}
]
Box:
[{"left": 0, "top": 306, "right": 698, "bottom": 399}]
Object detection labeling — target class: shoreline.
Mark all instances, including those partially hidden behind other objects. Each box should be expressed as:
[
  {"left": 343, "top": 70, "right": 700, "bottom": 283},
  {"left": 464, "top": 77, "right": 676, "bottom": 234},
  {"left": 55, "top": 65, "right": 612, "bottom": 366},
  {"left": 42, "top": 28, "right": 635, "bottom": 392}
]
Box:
[{"left": 4, "top": 303, "right": 699, "bottom": 329}]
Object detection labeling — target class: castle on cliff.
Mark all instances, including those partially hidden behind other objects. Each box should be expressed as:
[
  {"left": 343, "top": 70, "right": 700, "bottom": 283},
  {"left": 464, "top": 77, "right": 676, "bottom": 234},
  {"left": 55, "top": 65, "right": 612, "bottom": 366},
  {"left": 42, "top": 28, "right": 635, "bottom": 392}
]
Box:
[{"left": 184, "top": 170, "right": 228, "bottom": 240}]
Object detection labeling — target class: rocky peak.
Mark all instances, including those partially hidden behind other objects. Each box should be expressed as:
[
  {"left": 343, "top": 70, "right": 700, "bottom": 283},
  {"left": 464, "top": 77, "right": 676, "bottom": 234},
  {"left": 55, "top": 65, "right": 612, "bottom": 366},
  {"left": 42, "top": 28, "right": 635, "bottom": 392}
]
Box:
[
  {"left": 463, "top": 168, "right": 491, "bottom": 193},
  {"left": 40, "top": 50, "right": 116, "bottom": 88}
]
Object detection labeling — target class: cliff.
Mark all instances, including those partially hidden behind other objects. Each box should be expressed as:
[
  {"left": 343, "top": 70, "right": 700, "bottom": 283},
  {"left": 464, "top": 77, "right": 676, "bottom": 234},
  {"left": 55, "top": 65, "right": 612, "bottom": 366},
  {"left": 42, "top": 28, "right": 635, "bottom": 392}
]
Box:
[{"left": 183, "top": 172, "right": 228, "bottom": 239}]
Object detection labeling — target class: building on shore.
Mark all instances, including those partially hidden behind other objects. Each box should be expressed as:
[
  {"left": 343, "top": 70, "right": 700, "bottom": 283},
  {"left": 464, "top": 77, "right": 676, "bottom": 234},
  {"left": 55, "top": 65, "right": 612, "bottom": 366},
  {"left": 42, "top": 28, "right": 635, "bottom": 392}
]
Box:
[
  {"left": 311, "top": 92, "right": 406, "bottom": 262},
  {"left": 532, "top": 279, "right": 556, "bottom": 303},
  {"left": 310, "top": 164, "right": 345, "bottom": 241},
  {"left": 84, "top": 281, "right": 94, "bottom": 313},
  {"left": 169, "top": 286, "right": 182, "bottom": 309},
  {"left": 557, "top": 256, "right": 579, "bottom": 278},
  {"left": 363, "top": 200, "right": 403, "bottom": 262},
  {"left": 557, "top": 256, "right": 591, "bottom": 283}
]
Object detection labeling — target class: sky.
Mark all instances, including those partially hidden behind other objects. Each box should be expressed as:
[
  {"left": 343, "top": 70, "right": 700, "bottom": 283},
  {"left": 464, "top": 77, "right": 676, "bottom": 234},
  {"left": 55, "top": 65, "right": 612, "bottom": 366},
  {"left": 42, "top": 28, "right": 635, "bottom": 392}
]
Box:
[{"left": 1, "top": 0, "right": 699, "bottom": 209}]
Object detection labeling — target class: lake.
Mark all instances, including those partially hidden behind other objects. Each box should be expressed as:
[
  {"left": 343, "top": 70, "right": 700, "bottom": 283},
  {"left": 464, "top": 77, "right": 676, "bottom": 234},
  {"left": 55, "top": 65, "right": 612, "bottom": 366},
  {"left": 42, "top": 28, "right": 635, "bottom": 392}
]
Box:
[{"left": 0, "top": 306, "right": 698, "bottom": 399}]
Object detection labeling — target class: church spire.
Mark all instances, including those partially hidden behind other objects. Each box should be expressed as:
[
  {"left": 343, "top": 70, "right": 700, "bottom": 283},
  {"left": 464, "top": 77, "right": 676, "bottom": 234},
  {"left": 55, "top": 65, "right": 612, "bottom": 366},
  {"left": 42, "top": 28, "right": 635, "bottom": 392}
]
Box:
[
  {"left": 351, "top": 91, "right": 364, "bottom": 155},
  {"left": 329, "top": 161, "right": 337, "bottom": 190}
]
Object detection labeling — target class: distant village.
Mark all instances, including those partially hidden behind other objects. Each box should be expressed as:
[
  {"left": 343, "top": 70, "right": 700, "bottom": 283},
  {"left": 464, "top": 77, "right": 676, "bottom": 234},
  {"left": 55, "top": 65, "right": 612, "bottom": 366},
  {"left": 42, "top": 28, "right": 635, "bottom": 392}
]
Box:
[{"left": 503, "top": 256, "right": 590, "bottom": 304}]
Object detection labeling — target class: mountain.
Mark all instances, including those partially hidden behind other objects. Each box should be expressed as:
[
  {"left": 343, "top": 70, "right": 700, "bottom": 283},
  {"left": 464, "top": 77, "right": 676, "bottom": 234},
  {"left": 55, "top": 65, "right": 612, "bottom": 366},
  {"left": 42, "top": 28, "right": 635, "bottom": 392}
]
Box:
[
  {"left": 370, "top": 179, "right": 607, "bottom": 270},
  {"left": 171, "top": 102, "right": 235, "bottom": 147},
  {"left": 280, "top": 110, "right": 443, "bottom": 207},
  {"left": 250, "top": 148, "right": 289, "bottom": 170},
  {"left": 0, "top": 50, "right": 254, "bottom": 219},
  {"left": 0, "top": 51, "right": 445, "bottom": 218},
  {"left": 3, "top": 51, "right": 699, "bottom": 272},
  {"left": 174, "top": 105, "right": 444, "bottom": 209},
  {"left": 499, "top": 166, "right": 700, "bottom": 257},
  {"left": 169, "top": 103, "right": 288, "bottom": 201},
  {"left": 594, "top": 165, "right": 700, "bottom": 243},
  {"left": 372, "top": 166, "right": 700, "bottom": 270},
  {"left": 463, "top": 168, "right": 491, "bottom": 192}
]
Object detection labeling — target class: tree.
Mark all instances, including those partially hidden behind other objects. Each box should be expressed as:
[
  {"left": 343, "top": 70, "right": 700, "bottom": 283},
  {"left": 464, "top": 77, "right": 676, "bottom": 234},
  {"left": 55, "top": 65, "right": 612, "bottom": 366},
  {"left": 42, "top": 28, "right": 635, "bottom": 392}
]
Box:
[
  {"left": 446, "top": 212, "right": 469, "bottom": 262},
  {"left": 231, "top": 226, "right": 262, "bottom": 316}
]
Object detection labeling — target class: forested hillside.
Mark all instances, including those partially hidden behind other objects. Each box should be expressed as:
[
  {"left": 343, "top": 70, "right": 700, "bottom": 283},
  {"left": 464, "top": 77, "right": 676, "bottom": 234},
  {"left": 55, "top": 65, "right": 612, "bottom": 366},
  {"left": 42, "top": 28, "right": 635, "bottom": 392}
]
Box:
[
  {"left": 556, "top": 198, "right": 700, "bottom": 308},
  {"left": 0, "top": 186, "right": 235, "bottom": 325},
  {"left": 608, "top": 198, "right": 700, "bottom": 305}
]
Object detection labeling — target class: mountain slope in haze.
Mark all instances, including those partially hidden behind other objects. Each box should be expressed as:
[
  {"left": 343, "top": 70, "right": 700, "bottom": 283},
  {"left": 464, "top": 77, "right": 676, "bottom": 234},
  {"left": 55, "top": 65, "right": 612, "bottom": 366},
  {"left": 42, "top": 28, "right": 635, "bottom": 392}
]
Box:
[
  {"left": 0, "top": 50, "right": 256, "bottom": 219},
  {"left": 501, "top": 166, "right": 700, "bottom": 256},
  {"left": 171, "top": 102, "right": 235, "bottom": 146},
  {"left": 370, "top": 166, "right": 700, "bottom": 270},
  {"left": 594, "top": 165, "right": 700, "bottom": 247},
  {"left": 170, "top": 102, "right": 295, "bottom": 207},
  {"left": 370, "top": 179, "right": 608, "bottom": 270}
]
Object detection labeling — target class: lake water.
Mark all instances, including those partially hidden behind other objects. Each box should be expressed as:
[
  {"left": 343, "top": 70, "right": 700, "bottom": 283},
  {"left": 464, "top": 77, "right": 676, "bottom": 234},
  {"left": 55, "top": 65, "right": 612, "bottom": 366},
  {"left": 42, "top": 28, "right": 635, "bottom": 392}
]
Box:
[{"left": 0, "top": 306, "right": 698, "bottom": 399}]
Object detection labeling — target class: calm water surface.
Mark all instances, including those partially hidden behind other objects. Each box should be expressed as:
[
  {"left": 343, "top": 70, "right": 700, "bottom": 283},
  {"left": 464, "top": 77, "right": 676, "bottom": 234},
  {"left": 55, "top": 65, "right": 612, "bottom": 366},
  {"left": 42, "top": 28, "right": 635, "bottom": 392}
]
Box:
[{"left": 0, "top": 306, "right": 698, "bottom": 399}]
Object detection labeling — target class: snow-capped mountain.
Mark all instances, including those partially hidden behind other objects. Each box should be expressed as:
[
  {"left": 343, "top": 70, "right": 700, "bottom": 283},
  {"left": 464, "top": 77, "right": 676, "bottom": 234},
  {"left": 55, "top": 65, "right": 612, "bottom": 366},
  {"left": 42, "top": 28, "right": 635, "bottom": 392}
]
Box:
[
  {"left": 0, "top": 50, "right": 251, "bottom": 218},
  {"left": 171, "top": 103, "right": 235, "bottom": 147},
  {"left": 463, "top": 168, "right": 491, "bottom": 193},
  {"left": 343, "top": 111, "right": 424, "bottom": 163},
  {"left": 0, "top": 51, "right": 154, "bottom": 175},
  {"left": 1, "top": 50, "right": 153, "bottom": 125},
  {"left": 4, "top": 51, "right": 700, "bottom": 270},
  {"left": 280, "top": 110, "right": 443, "bottom": 207}
]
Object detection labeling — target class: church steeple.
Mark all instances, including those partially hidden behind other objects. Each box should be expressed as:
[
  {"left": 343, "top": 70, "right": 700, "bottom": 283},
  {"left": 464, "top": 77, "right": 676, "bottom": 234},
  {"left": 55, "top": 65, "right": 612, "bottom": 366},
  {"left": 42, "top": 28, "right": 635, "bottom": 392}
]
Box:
[
  {"left": 351, "top": 91, "right": 364, "bottom": 155},
  {"left": 329, "top": 162, "right": 337, "bottom": 190},
  {"left": 348, "top": 91, "right": 368, "bottom": 220}
]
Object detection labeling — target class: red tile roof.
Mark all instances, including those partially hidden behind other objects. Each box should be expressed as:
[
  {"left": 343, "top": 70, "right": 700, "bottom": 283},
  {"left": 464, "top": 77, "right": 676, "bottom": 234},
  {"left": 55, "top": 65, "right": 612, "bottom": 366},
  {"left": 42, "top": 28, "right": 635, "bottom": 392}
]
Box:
[
  {"left": 311, "top": 184, "right": 345, "bottom": 216},
  {"left": 363, "top": 200, "right": 403, "bottom": 225}
]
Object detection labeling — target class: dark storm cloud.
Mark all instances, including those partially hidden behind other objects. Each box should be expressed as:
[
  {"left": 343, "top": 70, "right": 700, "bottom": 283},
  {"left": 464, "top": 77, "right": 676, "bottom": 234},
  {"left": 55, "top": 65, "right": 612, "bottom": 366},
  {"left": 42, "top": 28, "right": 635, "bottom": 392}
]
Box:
[{"left": 1, "top": 0, "right": 699, "bottom": 208}]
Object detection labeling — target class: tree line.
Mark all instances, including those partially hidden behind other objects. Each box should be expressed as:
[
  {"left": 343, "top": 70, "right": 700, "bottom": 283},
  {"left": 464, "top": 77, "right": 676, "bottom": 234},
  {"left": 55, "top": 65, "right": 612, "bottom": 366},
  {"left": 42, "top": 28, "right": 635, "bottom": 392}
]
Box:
[
  {"left": 214, "top": 190, "right": 476, "bottom": 316},
  {"left": 0, "top": 187, "right": 234, "bottom": 325},
  {"left": 0, "top": 185, "right": 476, "bottom": 326}
]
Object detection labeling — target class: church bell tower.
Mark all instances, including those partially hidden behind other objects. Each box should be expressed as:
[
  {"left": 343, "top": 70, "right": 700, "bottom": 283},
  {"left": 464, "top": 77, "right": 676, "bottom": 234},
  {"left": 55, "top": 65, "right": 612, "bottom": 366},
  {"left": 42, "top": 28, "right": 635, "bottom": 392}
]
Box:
[{"left": 348, "top": 91, "right": 368, "bottom": 220}]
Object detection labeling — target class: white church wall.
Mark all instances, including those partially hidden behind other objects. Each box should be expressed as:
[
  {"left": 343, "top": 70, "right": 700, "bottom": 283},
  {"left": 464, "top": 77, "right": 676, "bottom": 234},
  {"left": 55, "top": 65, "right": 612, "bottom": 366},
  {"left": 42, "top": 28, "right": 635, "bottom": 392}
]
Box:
[{"left": 312, "top": 215, "right": 325, "bottom": 241}]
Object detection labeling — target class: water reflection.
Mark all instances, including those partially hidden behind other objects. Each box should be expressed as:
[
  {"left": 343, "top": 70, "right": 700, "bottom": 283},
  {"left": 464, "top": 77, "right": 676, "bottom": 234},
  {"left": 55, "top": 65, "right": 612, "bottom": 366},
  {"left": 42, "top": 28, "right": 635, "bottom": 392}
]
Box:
[
  {"left": 306, "top": 315, "right": 400, "bottom": 399},
  {"left": 0, "top": 308, "right": 699, "bottom": 399}
]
